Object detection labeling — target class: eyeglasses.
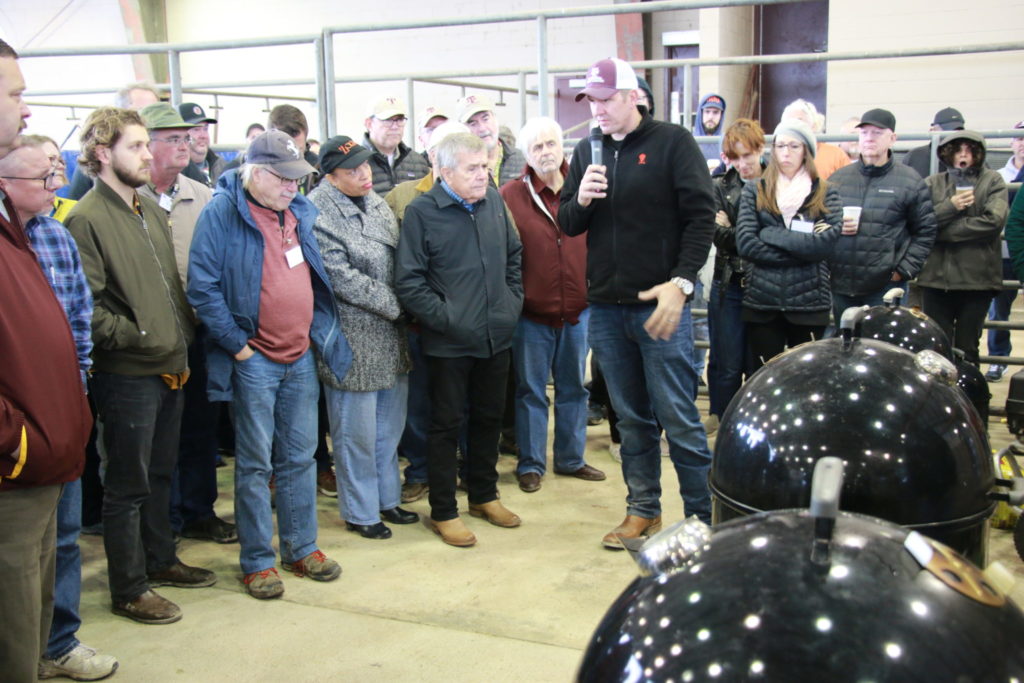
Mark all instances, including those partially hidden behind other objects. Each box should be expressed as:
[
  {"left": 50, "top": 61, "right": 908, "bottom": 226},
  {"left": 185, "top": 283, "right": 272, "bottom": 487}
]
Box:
[
  {"left": 1, "top": 171, "right": 61, "bottom": 191},
  {"left": 151, "top": 135, "right": 193, "bottom": 147},
  {"left": 773, "top": 142, "right": 803, "bottom": 152},
  {"left": 262, "top": 168, "right": 300, "bottom": 187},
  {"left": 377, "top": 116, "right": 407, "bottom": 128}
]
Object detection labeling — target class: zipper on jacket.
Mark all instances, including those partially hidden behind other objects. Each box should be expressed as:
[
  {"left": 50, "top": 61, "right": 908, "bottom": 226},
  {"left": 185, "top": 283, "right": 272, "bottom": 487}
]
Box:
[
  {"left": 139, "top": 213, "right": 188, "bottom": 360},
  {"left": 611, "top": 148, "right": 621, "bottom": 302}
]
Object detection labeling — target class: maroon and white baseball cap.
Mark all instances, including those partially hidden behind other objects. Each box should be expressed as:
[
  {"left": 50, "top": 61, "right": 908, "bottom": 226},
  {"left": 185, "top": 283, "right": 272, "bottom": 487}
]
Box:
[{"left": 575, "top": 58, "right": 639, "bottom": 102}]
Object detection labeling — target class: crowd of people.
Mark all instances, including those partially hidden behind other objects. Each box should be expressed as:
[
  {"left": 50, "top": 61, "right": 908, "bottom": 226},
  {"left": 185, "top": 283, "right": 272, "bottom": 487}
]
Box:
[{"left": 2, "top": 40, "right": 1023, "bottom": 681}]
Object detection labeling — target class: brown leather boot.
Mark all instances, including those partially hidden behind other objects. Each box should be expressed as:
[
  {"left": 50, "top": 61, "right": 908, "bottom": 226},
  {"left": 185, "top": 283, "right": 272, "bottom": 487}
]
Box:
[
  {"left": 430, "top": 517, "right": 477, "bottom": 547},
  {"left": 468, "top": 500, "right": 522, "bottom": 528},
  {"left": 602, "top": 514, "right": 663, "bottom": 550}
]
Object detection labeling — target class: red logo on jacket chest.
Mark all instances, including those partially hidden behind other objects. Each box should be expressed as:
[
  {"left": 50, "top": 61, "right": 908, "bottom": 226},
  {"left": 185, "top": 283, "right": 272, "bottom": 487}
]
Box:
[{"left": 638, "top": 153, "right": 647, "bottom": 165}]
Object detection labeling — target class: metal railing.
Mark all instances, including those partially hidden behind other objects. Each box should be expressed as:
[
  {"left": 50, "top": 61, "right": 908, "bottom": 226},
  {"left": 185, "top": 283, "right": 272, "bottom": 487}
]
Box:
[{"left": 18, "top": 2, "right": 1024, "bottom": 147}]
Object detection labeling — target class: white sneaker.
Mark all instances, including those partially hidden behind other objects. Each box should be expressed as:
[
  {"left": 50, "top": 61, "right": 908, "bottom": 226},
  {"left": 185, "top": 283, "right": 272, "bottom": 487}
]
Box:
[
  {"left": 609, "top": 443, "right": 622, "bottom": 463},
  {"left": 39, "top": 643, "right": 118, "bottom": 681}
]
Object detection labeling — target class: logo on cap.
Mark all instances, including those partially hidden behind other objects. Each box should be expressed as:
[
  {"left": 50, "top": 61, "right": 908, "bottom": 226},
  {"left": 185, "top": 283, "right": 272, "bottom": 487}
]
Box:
[
  {"left": 285, "top": 139, "right": 300, "bottom": 159},
  {"left": 587, "top": 66, "right": 605, "bottom": 84},
  {"left": 338, "top": 140, "right": 358, "bottom": 154},
  {"left": 465, "top": 96, "right": 478, "bottom": 105},
  {"left": 193, "top": 105, "right": 202, "bottom": 115}
]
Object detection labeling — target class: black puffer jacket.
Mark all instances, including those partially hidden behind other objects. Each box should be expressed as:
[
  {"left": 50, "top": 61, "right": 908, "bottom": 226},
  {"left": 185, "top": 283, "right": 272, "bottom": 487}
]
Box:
[
  {"left": 917, "top": 130, "right": 1008, "bottom": 291},
  {"left": 827, "top": 154, "right": 937, "bottom": 296},
  {"left": 736, "top": 179, "right": 842, "bottom": 312},
  {"left": 362, "top": 135, "right": 431, "bottom": 195}
]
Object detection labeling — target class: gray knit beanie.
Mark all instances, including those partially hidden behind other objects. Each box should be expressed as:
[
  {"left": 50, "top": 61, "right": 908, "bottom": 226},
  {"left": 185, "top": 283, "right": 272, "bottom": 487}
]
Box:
[{"left": 773, "top": 118, "right": 817, "bottom": 158}]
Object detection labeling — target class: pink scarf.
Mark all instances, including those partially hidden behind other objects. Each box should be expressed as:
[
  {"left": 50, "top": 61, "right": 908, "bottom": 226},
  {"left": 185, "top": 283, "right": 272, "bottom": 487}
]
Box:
[{"left": 776, "top": 168, "right": 812, "bottom": 227}]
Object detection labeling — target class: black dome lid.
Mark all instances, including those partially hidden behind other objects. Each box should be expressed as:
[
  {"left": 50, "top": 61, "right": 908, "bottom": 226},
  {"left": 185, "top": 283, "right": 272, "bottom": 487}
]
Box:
[
  {"left": 578, "top": 508, "right": 1024, "bottom": 682},
  {"left": 712, "top": 337, "right": 994, "bottom": 526}
]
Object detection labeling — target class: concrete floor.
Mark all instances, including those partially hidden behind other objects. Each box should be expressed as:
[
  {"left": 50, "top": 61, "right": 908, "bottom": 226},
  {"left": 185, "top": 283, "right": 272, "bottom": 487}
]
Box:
[{"left": 72, "top": 371, "right": 1024, "bottom": 682}]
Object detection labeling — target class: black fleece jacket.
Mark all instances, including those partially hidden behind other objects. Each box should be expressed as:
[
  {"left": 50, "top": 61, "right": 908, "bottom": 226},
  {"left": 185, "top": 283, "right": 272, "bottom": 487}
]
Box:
[{"left": 558, "top": 114, "right": 715, "bottom": 305}]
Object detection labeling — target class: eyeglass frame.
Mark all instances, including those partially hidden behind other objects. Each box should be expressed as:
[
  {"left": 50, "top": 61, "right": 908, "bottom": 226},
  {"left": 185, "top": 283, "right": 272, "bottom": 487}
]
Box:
[
  {"left": 0, "top": 171, "right": 61, "bottom": 191},
  {"left": 772, "top": 141, "right": 805, "bottom": 152},
  {"left": 150, "top": 133, "right": 193, "bottom": 147},
  {"left": 374, "top": 116, "right": 408, "bottom": 129},
  {"left": 261, "top": 167, "right": 302, "bottom": 187}
]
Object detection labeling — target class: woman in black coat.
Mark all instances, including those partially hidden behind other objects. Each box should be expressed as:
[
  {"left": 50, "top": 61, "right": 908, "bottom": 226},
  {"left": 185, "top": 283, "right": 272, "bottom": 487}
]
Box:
[{"left": 736, "top": 119, "right": 842, "bottom": 370}]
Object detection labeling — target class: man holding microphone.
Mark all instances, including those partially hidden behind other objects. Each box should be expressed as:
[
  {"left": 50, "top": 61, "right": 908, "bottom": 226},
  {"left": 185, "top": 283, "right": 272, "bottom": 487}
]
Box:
[{"left": 559, "top": 57, "right": 716, "bottom": 548}]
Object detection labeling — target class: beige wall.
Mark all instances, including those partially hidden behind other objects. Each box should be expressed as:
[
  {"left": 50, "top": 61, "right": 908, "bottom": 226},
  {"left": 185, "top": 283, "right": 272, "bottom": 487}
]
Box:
[
  {"left": 827, "top": 0, "right": 1024, "bottom": 135},
  {"left": 698, "top": 6, "right": 754, "bottom": 127}
]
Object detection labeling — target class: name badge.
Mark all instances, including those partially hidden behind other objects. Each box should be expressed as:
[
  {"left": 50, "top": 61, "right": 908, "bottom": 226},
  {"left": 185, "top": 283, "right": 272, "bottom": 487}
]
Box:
[
  {"left": 790, "top": 219, "right": 814, "bottom": 234},
  {"left": 285, "top": 245, "right": 305, "bottom": 269},
  {"left": 158, "top": 193, "right": 173, "bottom": 211}
]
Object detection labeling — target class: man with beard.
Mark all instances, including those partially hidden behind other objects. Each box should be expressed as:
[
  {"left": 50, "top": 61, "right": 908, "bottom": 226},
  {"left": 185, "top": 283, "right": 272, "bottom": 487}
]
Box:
[
  {"left": 694, "top": 93, "right": 726, "bottom": 164},
  {"left": 66, "top": 107, "right": 215, "bottom": 625}
]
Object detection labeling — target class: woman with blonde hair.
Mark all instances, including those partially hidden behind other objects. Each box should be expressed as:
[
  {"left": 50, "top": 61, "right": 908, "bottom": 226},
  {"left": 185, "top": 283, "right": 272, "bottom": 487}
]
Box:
[{"left": 736, "top": 118, "right": 842, "bottom": 370}]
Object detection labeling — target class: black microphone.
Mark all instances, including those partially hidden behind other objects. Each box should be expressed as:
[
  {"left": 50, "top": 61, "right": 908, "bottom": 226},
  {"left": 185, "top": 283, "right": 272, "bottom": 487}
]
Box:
[{"left": 589, "top": 128, "right": 603, "bottom": 167}]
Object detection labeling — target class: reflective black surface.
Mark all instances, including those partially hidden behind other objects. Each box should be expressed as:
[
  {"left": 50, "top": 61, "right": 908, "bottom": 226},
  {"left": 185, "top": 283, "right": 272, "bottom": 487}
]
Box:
[
  {"left": 712, "top": 338, "right": 995, "bottom": 563},
  {"left": 855, "top": 298, "right": 953, "bottom": 359},
  {"left": 955, "top": 356, "right": 992, "bottom": 424},
  {"left": 578, "top": 511, "right": 1024, "bottom": 682}
]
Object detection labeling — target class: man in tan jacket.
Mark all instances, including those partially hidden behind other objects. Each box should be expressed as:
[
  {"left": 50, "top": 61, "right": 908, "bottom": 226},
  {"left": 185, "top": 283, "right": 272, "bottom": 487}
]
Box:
[{"left": 138, "top": 103, "right": 237, "bottom": 546}]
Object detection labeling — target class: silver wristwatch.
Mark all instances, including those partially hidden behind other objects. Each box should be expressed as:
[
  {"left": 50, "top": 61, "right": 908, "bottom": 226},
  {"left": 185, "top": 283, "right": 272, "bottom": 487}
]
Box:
[{"left": 670, "top": 276, "right": 695, "bottom": 297}]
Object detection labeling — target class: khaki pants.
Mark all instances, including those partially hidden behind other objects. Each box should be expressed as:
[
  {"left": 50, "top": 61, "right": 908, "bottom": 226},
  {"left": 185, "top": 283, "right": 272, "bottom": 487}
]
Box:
[{"left": 0, "top": 484, "right": 61, "bottom": 682}]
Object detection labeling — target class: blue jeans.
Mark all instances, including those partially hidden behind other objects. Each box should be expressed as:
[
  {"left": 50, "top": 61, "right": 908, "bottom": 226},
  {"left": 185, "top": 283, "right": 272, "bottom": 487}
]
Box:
[
  {"left": 325, "top": 376, "right": 408, "bottom": 525},
  {"left": 45, "top": 479, "right": 81, "bottom": 659},
  {"left": 588, "top": 303, "right": 712, "bottom": 523},
  {"left": 706, "top": 279, "right": 750, "bottom": 417},
  {"left": 399, "top": 330, "right": 430, "bottom": 485},
  {"left": 513, "top": 311, "right": 589, "bottom": 476},
  {"left": 232, "top": 349, "right": 319, "bottom": 573},
  {"left": 988, "top": 259, "right": 1016, "bottom": 358},
  {"left": 691, "top": 281, "right": 708, "bottom": 382}
]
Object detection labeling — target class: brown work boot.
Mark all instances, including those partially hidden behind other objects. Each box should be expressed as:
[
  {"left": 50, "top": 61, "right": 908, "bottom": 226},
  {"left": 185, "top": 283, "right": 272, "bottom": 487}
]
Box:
[
  {"left": 468, "top": 500, "right": 521, "bottom": 528},
  {"left": 429, "top": 517, "right": 477, "bottom": 547},
  {"left": 111, "top": 589, "right": 182, "bottom": 624},
  {"left": 602, "top": 514, "right": 663, "bottom": 550},
  {"left": 281, "top": 550, "right": 341, "bottom": 582}
]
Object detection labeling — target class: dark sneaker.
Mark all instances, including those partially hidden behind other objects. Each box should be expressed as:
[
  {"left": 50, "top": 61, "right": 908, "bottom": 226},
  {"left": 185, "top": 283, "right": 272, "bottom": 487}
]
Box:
[
  {"left": 148, "top": 561, "right": 217, "bottom": 588},
  {"left": 317, "top": 468, "right": 338, "bottom": 497},
  {"left": 243, "top": 567, "right": 284, "bottom": 600},
  {"left": 985, "top": 364, "right": 1007, "bottom": 382},
  {"left": 281, "top": 550, "right": 341, "bottom": 582},
  {"left": 181, "top": 516, "right": 238, "bottom": 544},
  {"left": 111, "top": 589, "right": 181, "bottom": 624},
  {"left": 587, "top": 403, "right": 605, "bottom": 426},
  {"left": 39, "top": 643, "right": 118, "bottom": 681}
]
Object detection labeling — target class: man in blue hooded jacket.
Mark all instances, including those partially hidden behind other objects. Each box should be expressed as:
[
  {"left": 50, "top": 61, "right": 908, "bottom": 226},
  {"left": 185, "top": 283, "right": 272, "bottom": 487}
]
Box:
[{"left": 188, "top": 131, "right": 351, "bottom": 600}]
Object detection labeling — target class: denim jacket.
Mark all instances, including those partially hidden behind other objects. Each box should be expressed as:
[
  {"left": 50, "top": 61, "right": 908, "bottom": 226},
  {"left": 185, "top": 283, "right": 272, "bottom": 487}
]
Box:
[{"left": 187, "top": 170, "right": 352, "bottom": 401}]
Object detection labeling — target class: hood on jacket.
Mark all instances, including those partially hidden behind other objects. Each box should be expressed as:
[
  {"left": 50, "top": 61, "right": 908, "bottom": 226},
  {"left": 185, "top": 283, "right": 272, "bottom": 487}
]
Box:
[
  {"left": 695, "top": 93, "right": 727, "bottom": 136},
  {"left": 937, "top": 129, "right": 986, "bottom": 173}
]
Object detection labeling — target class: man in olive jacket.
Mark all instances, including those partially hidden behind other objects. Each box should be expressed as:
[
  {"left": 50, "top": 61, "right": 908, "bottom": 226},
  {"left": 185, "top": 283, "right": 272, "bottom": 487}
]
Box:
[
  {"left": 395, "top": 132, "right": 523, "bottom": 548},
  {"left": 67, "top": 107, "right": 213, "bottom": 627}
]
